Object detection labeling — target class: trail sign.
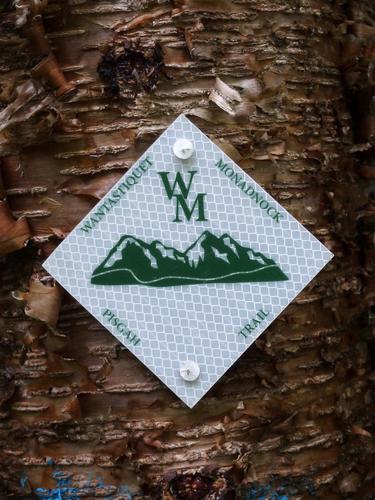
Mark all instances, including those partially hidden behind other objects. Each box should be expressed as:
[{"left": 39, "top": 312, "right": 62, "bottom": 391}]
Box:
[{"left": 44, "top": 114, "right": 333, "bottom": 407}]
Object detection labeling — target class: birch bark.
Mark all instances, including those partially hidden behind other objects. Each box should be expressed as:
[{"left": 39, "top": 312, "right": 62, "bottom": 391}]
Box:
[{"left": 0, "top": 0, "right": 374, "bottom": 497}]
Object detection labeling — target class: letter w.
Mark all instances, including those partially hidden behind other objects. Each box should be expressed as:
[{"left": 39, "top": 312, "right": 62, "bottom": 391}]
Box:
[{"left": 158, "top": 171, "right": 197, "bottom": 199}]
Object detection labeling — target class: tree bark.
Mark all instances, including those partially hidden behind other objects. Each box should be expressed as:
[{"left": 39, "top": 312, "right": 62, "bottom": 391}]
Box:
[{"left": 0, "top": 0, "right": 374, "bottom": 498}]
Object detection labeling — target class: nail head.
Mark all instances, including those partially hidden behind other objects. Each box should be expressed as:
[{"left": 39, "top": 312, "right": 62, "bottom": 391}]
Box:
[
  {"left": 173, "top": 139, "right": 194, "bottom": 160},
  {"left": 180, "top": 360, "right": 200, "bottom": 381}
]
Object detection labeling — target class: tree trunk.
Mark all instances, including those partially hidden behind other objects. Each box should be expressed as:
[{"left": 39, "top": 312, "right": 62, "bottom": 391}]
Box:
[{"left": 0, "top": 0, "right": 374, "bottom": 498}]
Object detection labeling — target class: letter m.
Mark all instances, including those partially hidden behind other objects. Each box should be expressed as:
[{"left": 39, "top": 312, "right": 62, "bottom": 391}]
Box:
[{"left": 174, "top": 194, "right": 207, "bottom": 222}]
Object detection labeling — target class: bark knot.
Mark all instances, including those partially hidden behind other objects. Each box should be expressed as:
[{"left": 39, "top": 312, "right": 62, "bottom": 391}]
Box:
[{"left": 97, "top": 39, "right": 164, "bottom": 98}]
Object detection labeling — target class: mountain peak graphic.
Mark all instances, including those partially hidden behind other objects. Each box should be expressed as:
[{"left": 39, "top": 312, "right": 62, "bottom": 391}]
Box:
[{"left": 91, "top": 231, "right": 288, "bottom": 287}]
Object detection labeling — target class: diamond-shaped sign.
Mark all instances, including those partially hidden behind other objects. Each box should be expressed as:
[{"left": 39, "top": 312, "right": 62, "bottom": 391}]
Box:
[{"left": 44, "top": 114, "right": 333, "bottom": 407}]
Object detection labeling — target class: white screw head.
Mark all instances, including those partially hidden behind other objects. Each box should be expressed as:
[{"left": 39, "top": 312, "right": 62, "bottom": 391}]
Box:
[
  {"left": 180, "top": 360, "right": 200, "bottom": 382},
  {"left": 173, "top": 139, "right": 194, "bottom": 160}
]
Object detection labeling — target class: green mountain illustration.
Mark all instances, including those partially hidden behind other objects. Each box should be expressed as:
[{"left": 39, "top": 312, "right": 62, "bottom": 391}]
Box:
[{"left": 91, "top": 231, "right": 288, "bottom": 287}]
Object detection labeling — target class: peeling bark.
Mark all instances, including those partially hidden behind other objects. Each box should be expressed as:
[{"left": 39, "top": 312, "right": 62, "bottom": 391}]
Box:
[{"left": 0, "top": 0, "right": 374, "bottom": 498}]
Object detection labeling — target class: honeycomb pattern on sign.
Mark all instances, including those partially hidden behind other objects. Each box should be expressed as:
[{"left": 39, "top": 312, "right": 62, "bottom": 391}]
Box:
[{"left": 44, "top": 114, "right": 333, "bottom": 407}]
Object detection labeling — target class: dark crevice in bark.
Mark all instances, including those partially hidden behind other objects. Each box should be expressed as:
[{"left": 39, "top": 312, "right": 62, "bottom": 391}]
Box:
[{"left": 98, "top": 39, "right": 165, "bottom": 97}]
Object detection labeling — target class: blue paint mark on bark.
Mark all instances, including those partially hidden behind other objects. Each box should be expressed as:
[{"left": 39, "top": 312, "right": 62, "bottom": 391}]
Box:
[
  {"left": 22, "top": 467, "right": 133, "bottom": 499},
  {"left": 244, "top": 479, "right": 316, "bottom": 499},
  {"left": 20, "top": 472, "right": 29, "bottom": 489},
  {"left": 245, "top": 484, "right": 289, "bottom": 499}
]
